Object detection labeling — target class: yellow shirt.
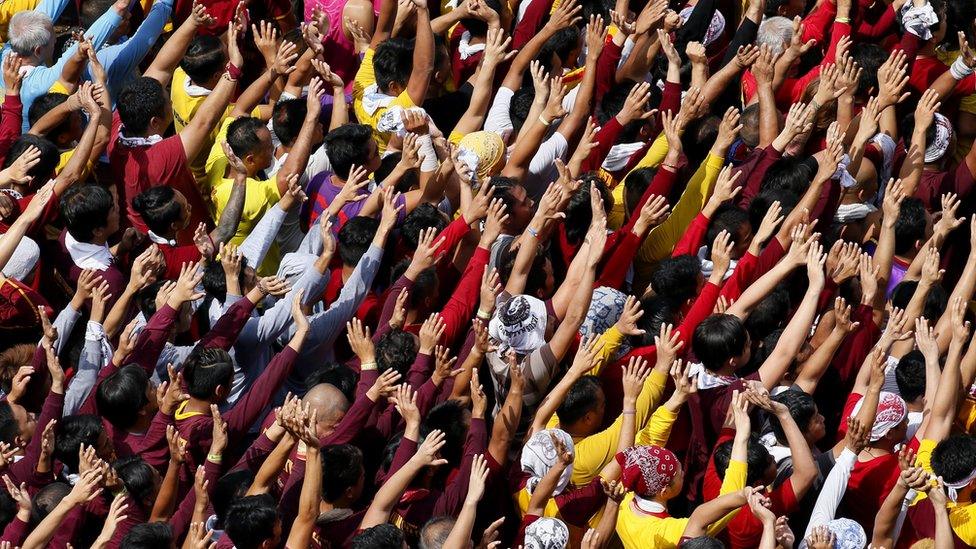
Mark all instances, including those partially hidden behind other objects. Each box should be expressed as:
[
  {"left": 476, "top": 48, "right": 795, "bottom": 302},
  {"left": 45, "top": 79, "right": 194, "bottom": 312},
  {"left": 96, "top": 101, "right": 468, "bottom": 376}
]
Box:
[
  {"left": 206, "top": 118, "right": 282, "bottom": 276},
  {"left": 55, "top": 148, "right": 94, "bottom": 181},
  {"left": 0, "top": 0, "right": 40, "bottom": 46},
  {"left": 914, "top": 438, "right": 976, "bottom": 545},
  {"left": 353, "top": 48, "right": 417, "bottom": 153}
]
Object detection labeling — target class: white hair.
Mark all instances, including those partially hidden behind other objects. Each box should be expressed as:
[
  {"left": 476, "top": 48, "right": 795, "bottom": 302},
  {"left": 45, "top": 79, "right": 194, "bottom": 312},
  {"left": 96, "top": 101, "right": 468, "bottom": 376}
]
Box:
[
  {"left": 8, "top": 11, "right": 54, "bottom": 58},
  {"left": 757, "top": 16, "right": 795, "bottom": 56}
]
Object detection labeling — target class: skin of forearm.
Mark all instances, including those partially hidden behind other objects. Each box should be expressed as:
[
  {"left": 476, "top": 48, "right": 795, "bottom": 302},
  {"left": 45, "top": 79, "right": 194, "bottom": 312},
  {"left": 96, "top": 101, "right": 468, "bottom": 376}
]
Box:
[
  {"left": 684, "top": 491, "right": 747, "bottom": 537},
  {"left": 30, "top": 99, "right": 79, "bottom": 136},
  {"left": 757, "top": 85, "right": 779, "bottom": 148},
  {"left": 150, "top": 460, "right": 181, "bottom": 520},
  {"left": 797, "top": 327, "right": 847, "bottom": 391},
  {"left": 528, "top": 462, "right": 566, "bottom": 514},
  {"left": 56, "top": 114, "right": 100, "bottom": 191},
  {"left": 249, "top": 436, "right": 297, "bottom": 495},
  {"left": 489, "top": 384, "right": 523, "bottom": 464},
  {"left": 329, "top": 87, "right": 348, "bottom": 130},
  {"left": 872, "top": 483, "right": 909, "bottom": 549},
  {"left": 277, "top": 116, "right": 319, "bottom": 193},
  {"left": 233, "top": 71, "right": 278, "bottom": 118}
]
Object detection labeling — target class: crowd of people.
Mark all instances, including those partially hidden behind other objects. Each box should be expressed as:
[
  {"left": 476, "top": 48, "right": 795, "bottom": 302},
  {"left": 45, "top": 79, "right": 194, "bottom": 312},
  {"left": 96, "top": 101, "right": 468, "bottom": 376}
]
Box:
[{"left": 0, "top": 0, "right": 974, "bottom": 546}]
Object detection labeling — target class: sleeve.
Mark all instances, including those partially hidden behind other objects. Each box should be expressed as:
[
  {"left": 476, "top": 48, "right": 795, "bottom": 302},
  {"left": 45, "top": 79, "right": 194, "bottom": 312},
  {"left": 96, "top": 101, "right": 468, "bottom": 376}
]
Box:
[
  {"left": 7, "top": 391, "right": 63, "bottom": 485},
  {"left": 39, "top": 6, "right": 123, "bottom": 94},
  {"left": 736, "top": 146, "right": 782, "bottom": 208},
  {"left": 434, "top": 417, "right": 487, "bottom": 515},
  {"left": 595, "top": 40, "right": 623, "bottom": 98},
  {"left": 379, "top": 437, "right": 418, "bottom": 484},
  {"left": 199, "top": 296, "right": 257, "bottom": 351},
  {"left": 64, "top": 321, "right": 109, "bottom": 416},
  {"left": 405, "top": 352, "right": 434, "bottom": 390},
  {"left": 635, "top": 405, "right": 679, "bottom": 446},
  {"left": 484, "top": 87, "right": 516, "bottom": 138},
  {"left": 95, "top": 0, "right": 172, "bottom": 93},
  {"left": 224, "top": 346, "right": 298, "bottom": 439},
  {"left": 238, "top": 205, "right": 288, "bottom": 269},
  {"left": 375, "top": 274, "right": 415, "bottom": 341},
  {"left": 856, "top": 5, "right": 896, "bottom": 39},
  {"left": 587, "top": 325, "right": 626, "bottom": 376},
  {"left": 434, "top": 215, "right": 471, "bottom": 257},
  {"left": 0, "top": 93, "right": 22, "bottom": 165},
  {"left": 437, "top": 246, "right": 488, "bottom": 346},
  {"left": 116, "top": 303, "right": 178, "bottom": 374},
  {"left": 803, "top": 448, "right": 858, "bottom": 540},
  {"left": 581, "top": 117, "right": 623, "bottom": 173},
  {"left": 320, "top": 390, "right": 379, "bottom": 446},
  {"left": 170, "top": 457, "right": 221, "bottom": 541},
  {"left": 526, "top": 134, "right": 569, "bottom": 192},
  {"left": 640, "top": 153, "right": 725, "bottom": 264},
  {"left": 556, "top": 479, "right": 607, "bottom": 526},
  {"left": 671, "top": 212, "right": 710, "bottom": 258},
  {"left": 230, "top": 431, "right": 280, "bottom": 472},
  {"left": 0, "top": 516, "right": 27, "bottom": 545},
  {"left": 595, "top": 229, "right": 640, "bottom": 289},
  {"left": 628, "top": 131, "right": 669, "bottom": 172},
  {"left": 720, "top": 17, "right": 760, "bottom": 67},
  {"left": 129, "top": 411, "right": 173, "bottom": 469},
  {"left": 800, "top": 0, "right": 836, "bottom": 45},
  {"left": 512, "top": 0, "right": 551, "bottom": 49},
  {"left": 236, "top": 258, "right": 331, "bottom": 348}
]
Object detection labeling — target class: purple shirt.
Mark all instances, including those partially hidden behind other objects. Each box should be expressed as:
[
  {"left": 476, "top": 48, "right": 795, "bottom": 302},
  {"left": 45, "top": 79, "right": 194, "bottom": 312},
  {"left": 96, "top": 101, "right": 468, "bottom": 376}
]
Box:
[{"left": 304, "top": 173, "right": 407, "bottom": 233}]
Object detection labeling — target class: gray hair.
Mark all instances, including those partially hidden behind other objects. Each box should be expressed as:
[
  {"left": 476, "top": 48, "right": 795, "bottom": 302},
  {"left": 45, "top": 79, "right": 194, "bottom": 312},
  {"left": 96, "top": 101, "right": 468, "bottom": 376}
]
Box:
[
  {"left": 757, "top": 16, "right": 794, "bottom": 56},
  {"left": 9, "top": 11, "right": 54, "bottom": 57},
  {"left": 418, "top": 516, "right": 455, "bottom": 549}
]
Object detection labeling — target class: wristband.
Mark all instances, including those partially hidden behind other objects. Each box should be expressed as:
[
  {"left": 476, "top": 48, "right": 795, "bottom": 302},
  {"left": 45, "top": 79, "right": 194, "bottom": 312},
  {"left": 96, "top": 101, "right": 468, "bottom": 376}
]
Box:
[
  {"left": 950, "top": 56, "right": 975, "bottom": 80},
  {"left": 225, "top": 62, "right": 243, "bottom": 81},
  {"left": 622, "top": 410, "right": 637, "bottom": 415},
  {"left": 527, "top": 226, "right": 540, "bottom": 238},
  {"left": 538, "top": 115, "right": 551, "bottom": 127},
  {"left": 207, "top": 453, "right": 223, "bottom": 463},
  {"left": 834, "top": 16, "right": 850, "bottom": 23},
  {"left": 476, "top": 309, "right": 492, "bottom": 321},
  {"left": 361, "top": 361, "right": 378, "bottom": 370}
]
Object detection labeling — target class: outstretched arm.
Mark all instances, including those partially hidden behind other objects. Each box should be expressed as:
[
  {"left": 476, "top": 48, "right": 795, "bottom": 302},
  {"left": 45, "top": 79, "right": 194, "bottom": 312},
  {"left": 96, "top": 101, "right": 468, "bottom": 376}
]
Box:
[
  {"left": 144, "top": 0, "right": 213, "bottom": 86},
  {"left": 179, "top": 23, "right": 241, "bottom": 163}
]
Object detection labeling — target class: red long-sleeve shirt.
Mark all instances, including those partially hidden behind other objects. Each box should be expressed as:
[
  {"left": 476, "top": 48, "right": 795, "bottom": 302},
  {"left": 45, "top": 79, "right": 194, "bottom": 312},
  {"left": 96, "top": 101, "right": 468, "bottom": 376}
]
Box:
[{"left": 0, "top": 94, "right": 22, "bottom": 167}]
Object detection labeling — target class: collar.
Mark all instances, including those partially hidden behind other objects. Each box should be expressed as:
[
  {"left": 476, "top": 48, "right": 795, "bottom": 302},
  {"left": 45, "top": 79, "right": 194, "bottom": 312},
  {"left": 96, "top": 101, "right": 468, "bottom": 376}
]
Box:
[
  {"left": 147, "top": 231, "right": 176, "bottom": 247},
  {"left": 183, "top": 77, "right": 213, "bottom": 98},
  {"left": 174, "top": 400, "right": 207, "bottom": 420},
  {"left": 64, "top": 232, "right": 113, "bottom": 270},
  {"left": 361, "top": 84, "right": 396, "bottom": 116},
  {"left": 632, "top": 495, "right": 669, "bottom": 516},
  {"left": 117, "top": 130, "right": 163, "bottom": 148},
  {"left": 458, "top": 31, "right": 486, "bottom": 60}
]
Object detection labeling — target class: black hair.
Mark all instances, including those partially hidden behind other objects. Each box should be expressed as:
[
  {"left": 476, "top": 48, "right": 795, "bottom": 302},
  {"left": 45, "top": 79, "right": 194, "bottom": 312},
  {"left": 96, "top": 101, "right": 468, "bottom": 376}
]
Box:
[
  {"left": 272, "top": 99, "right": 308, "bottom": 147},
  {"left": 401, "top": 204, "right": 448, "bottom": 249},
  {"left": 80, "top": 0, "right": 115, "bottom": 28},
  {"left": 376, "top": 329, "right": 418, "bottom": 377},
  {"left": 693, "top": 314, "right": 749, "bottom": 371},
  {"left": 3, "top": 135, "right": 59, "bottom": 185},
  {"left": 305, "top": 363, "right": 358, "bottom": 402},
  {"left": 30, "top": 482, "right": 70, "bottom": 524},
  {"left": 0, "top": 489, "right": 13, "bottom": 531},
  {"left": 324, "top": 124, "right": 374, "bottom": 179},
  {"left": 118, "top": 77, "right": 168, "bottom": 135},
  {"left": 498, "top": 245, "right": 550, "bottom": 299},
  {"left": 598, "top": 80, "right": 659, "bottom": 142},
  {"left": 407, "top": 266, "right": 439, "bottom": 309},
  {"left": 202, "top": 256, "right": 248, "bottom": 304},
  {"left": 227, "top": 117, "right": 269, "bottom": 158},
  {"left": 744, "top": 286, "right": 791, "bottom": 342},
  {"left": 890, "top": 280, "right": 948, "bottom": 322},
  {"left": 181, "top": 35, "right": 226, "bottom": 84},
  {"left": 375, "top": 152, "right": 418, "bottom": 193},
  {"left": 373, "top": 38, "right": 413, "bottom": 93},
  {"left": 96, "top": 365, "right": 151, "bottom": 429},
  {"left": 896, "top": 350, "right": 927, "bottom": 403},
  {"left": 421, "top": 400, "right": 467, "bottom": 465},
  {"left": 931, "top": 434, "right": 976, "bottom": 485},
  {"left": 61, "top": 184, "right": 114, "bottom": 242},
  {"left": 762, "top": 0, "right": 790, "bottom": 16},
  {"left": 651, "top": 255, "right": 702, "bottom": 306},
  {"left": 769, "top": 389, "right": 818, "bottom": 443},
  {"left": 121, "top": 523, "right": 173, "bottom": 549},
  {"left": 182, "top": 347, "right": 235, "bottom": 399},
  {"left": 113, "top": 455, "right": 158, "bottom": 508},
  {"left": 748, "top": 189, "right": 799, "bottom": 234},
  {"left": 564, "top": 175, "right": 611, "bottom": 244},
  {"left": 322, "top": 444, "right": 365, "bottom": 502},
  {"left": 27, "top": 92, "right": 72, "bottom": 143},
  {"left": 849, "top": 43, "right": 889, "bottom": 97},
  {"left": 714, "top": 435, "right": 773, "bottom": 486},
  {"left": 212, "top": 470, "right": 255, "bottom": 529},
  {"left": 624, "top": 167, "right": 657, "bottom": 217},
  {"left": 0, "top": 403, "right": 19, "bottom": 446},
  {"left": 489, "top": 175, "right": 524, "bottom": 213},
  {"left": 136, "top": 280, "right": 169, "bottom": 319},
  {"left": 705, "top": 205, "right": 750, "bottom": 252},
  {"left": 133, "top": 186, "right": 183, "bottom": 236},
  {"left": 224, "top": 494, "right": 281, "bottom": 549},
  {"left": 557, "top": 376, "right": 603, "bottom": 426},
  {"left": 680, "top": 536, "right": 726, "bottom": 549},
  {"left": 540, "top": 26, "right": 582, "bottom": 69},
  {"left": 762, "top": 156, "right": 816, "bottom": 197},
  {"left": 739, "top": 104, "right": 761, "bottom": 148},
  {"left": 458, "top": 0, "right": 501, "bottom": 35},
  {"left": 510, "top": 87, "right": 535, "bottom": 134},
  {"left": 337, "top": 216, "right": 379, "bottom": 267},
  {"left": 894, "top": 198, "right": 928, "bottom": 255},
  {"left": 54, "top": 414, "right": 105, "bottom": 471},
  {"left": 636, "top": 296, "right": 680, "bottom": 346},
  {"left": 352, "top": 524, "right": 405, "bottom": 549}
]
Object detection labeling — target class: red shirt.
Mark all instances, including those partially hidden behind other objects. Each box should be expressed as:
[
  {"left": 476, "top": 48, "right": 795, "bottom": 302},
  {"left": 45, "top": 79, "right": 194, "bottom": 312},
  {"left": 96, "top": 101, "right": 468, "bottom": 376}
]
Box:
[{"left": 108, "top": 113, "right": 210, "bottom": 245}]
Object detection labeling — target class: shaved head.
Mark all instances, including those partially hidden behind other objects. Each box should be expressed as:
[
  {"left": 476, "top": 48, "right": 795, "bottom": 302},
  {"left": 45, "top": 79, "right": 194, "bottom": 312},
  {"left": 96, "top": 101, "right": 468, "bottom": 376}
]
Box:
[{"left": 304, "top": 383, "right": 351, "bottom": 436}]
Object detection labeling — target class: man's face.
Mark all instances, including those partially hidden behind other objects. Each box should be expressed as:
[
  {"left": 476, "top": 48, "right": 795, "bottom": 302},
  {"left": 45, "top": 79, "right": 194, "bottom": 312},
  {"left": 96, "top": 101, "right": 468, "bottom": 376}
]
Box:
[
  {"left": 508, "top": 185, "right": 534, "bottom": 232},
  {"left": 365, "top": 139, "right": 382, "bottom": 173},
  {"left": 250, "top": 127, "right": 275, "bottom": 173},
  {"left": 105, "top": 200, "right": 120, "bottom": 236}
]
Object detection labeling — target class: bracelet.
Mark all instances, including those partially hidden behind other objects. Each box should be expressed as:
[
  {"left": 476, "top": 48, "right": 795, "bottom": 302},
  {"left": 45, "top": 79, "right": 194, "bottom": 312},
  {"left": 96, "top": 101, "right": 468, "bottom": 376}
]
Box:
[
  {"left": 950, "top": 56, "right": 975, "bottom": 80},
  {"left": 622, "top": 410, "right": 637, "bottom": 415},
  {"left": 225, "top": 62, "right": 243, "bottom": 81},
  {"left": 834, "top": 16, "right": 850, "bottom": 23},
  {"left": 207, "top": 453, "right": 223, "bottom": 463},
  {"left": 527, "top": 226, "right": 540, "bottom": 238},
  {"left": 476, "top": 309, "right": 492, "bottom": 320},
  {"left": 538, "top": 115, "right": 551, "bottom": 127},
  {"left": 361, "top": 361, "right": 378, "bottom": 370},
  {"left": 810, "top": 99, "right": 822, "bottom": 110}
]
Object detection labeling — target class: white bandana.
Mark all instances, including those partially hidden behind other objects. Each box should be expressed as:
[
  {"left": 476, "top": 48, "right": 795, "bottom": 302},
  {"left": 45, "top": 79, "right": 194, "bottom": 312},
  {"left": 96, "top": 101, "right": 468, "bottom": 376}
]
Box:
[
  {"left": 602, "top": 142, "right": 645, "bottom": 172},
  {"left": 925, "top": 113, "right": 953, "bottom": 163},
  {"left": 833, "top": 153, "right": 859, "bottom": 189},
  {"left": 901, "top": 1, "right": 940, "bottom": 40},
  {"left": 458, "top": 31, "right": 486, "bottom": 60},
  {"left": 489, "top": 294, "right": 548, "bottom": 355},
  {"left": 521, "top": 429, "right": 575, "bottom": 496},
  {"left": 183, "top": 77, "right": 212, "bottom": 98},
  {"left": 688, "top": 362, "right": 736, "bottom": 390},
  {"left": 697, "top": 245, "right": 737, "bottom": 280},
  {"left": 851, "top": 391, "right": 907, "bottom": 442},
  {"left": 944, "top": 468, "right": 976, "bottom": 502},
  {"left": 833, "top": 202, "right": 878, "bottom": 223},
  {"left": 65, "top": 232, "right": 113, "bottom": 271},
  {"left": 524, "top": 517, "right": 569, "bottom": 549},
  {"left": 147, "top": 231, "right": 176, "bottom": 247},
  {"left": 361, "top": 83, "right": 396, "bottom": 116},
  {"left": 679, "top": 7, "right": 726, "bottom": 46},
  {"left": 117, "top": 130, "right": 164, "bottom": 148}
]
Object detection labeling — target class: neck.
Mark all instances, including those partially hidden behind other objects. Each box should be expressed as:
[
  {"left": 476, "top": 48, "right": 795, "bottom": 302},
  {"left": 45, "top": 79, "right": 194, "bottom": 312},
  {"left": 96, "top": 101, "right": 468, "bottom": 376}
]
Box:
[
  {"left": 126, "top": 413, "right": 153, "bottom": 435},
  {"left": 89, "top": 235, "right": 108, "bottom": 246},
  {"left": 275, "top": 144, "right": 291, "bottom": 159},
  {"left": 185, "top": 397, "right": 214, "bottom": 414},
  {"left": 920, "top": 43, "right": 938, "bottom": 56}
]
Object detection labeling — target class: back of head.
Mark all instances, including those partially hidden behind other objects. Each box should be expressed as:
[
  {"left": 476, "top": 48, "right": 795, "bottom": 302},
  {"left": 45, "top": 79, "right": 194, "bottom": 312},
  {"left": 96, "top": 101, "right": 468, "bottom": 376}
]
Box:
[
  {"left": 510, "top": 87, "right": 535, "bottom": 133},
  {"left": 770, "top": 389, "right": 817, "bottom": 442},
  {"left": 0, "top": 344, "right": 34, "bottom": 395},
  {"left": 756, "top": 16, "right": 793, "bottom": 55},
  {"left": 96, "top": 364, "right": 151, "bottom": 429},
  {"left": 9, "top": 11, "right": 54, "bottom": 57},
  {"left": 693, "top": 314, "right": 748, "bottom": 371},
  {"left": 541, "top": 26, "right": 581, "bottom": 68},
  {"left": 28, "top": 92, "right": 71, "bottom": 142},
  {"left": 422, "top": 400, "right": 467, "bottom": 465},
  {"left": 850, "top": 43, "right": 889, "bottom": 96},
  {"left": 739, "top": 104, "right": 761, "bottom": 148},
  {"left": 338, "top": 216, "right": 380, "bottom": 266},
  {"left": 305, "top": 363, "right": 358, "bottom": 401},
  {"left": 680, "top": 537, "right": 726, "bottom": 549},
  {"left": 121, "top": 523, "right": 173, "bottom": 549},
  {"left": 931, "top": 434, "right": 976, "bottom": 485},
  {"left": 763, "top": 156, "right": 816, "bottom": 196},
  {"left": 352, "top": 523, "right": 405, "bottom": 549},
  {"left": 637, "top": 295, "right": 680, "bottom": 346},
  {"left": 744, "top": 287, "right": 790, "bottom": 342},
  {"left": 373, "top": 38, "right": 413, "bottom": 93},
  {"left": 557, "top": 376, "right": 602, "bottom": 426},
  {"left": 212, "top": 470, "right": 255, "bottom": 530},
  {"left": 3, "top": 134, "right": 59, "bottom": 187},
  {"left": 183, "top": 346, "right": 235, "bottom": 399},
  {"left": 61, "top": 184, "right": 115, "bottom": 243},
  {"left": 891, "top": 280, "right": 947, "bottom": 321},
  {"left": 624, "top": 167, "right": 657, "bottom": 216},
  {"left": 324, "top": 124, "right": 374, "bottom": 179},
  {"left": 181, "top": 35, "right": 226, "bottom": 84},
  {"left": 113, "top": 455, "right": 158, "bottom": 508},
  {"left": 321, "top": 444, "right": 365, "bottom": 502},
  {"left": 651, "top": 255, "right": 702, "bottom": 305},
  {"left": 896, "top": 351, "right": 927, "bottom": 403},
  {"left": 133, "top": 187, "right": 183, "bottom": 236},
  {"left": 227, "top": 116, "right": 268, "bottom": 158},
  {"left": 705, "top": 206, "right": 750, "bottom": 253},
  {"left": 80, "top": 0, "right": 115, "bottom": 27},
  {"left": 748, "top": 189, "right": 798, "bottom": 232},
  {"left": 894, "top": 198, "right": 928, "bottom": 255},
  {"left": 419, "top": 516, "right": 455, "bottom": 549},
  {"left": 202, "top": 257, "right": 248, "bottom": 304},
  {"left": 118, "top": 77, "right": 168, "bottom": 135},
  {"left": 401, "top": 204, "right": 448, "bottom": 249},
  {"left": 714, "top": 435, "right": 772, "bottom": 486},
  {"left": 30, "top": 482, "right": 71, "bottom": 524},
  {"left": 376, "top": 329, "right": 418, "bottom": 376},
  {"left": 54, "top": 414, "right": 105, "bottom": 471},
  {"left": 272, "top": 98, "right": 308, "bottom": 147},
  {"left": 0, "top": 402, "right": 19, "bottom": 446},
  {"left": 225, "top": 494, "right": 280, "bottom": 549},
  {"left": 565, "top": 176, "right": 611, "bottom": 243}
]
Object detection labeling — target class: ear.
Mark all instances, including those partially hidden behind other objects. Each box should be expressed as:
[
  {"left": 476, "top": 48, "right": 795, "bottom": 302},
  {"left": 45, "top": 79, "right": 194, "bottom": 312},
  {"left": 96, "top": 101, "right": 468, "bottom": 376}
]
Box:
[
  {"left": 215, "top": 385, "right": 229, "bottom": 401},
  {"left": 14, "top": 435, "right": 25, "bottom": 448}
]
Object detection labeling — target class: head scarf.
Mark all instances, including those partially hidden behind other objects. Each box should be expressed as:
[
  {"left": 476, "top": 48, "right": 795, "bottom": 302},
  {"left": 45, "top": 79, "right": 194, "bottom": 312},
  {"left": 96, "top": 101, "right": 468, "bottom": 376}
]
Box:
[
  {"left": 679, "top": 7, "right": 726, "bottom": 46},
  {"left": 524, "top": 518, "right": 569, "bottom": 549},
  {"left": 579, "top": 287, "right": 632, "bottom": 359},
  {"left": 944, "top": 468, "right": 976, "bottom": 502},
  {"left": 457, "top": 131, "right": 505, "bottom": 182},
  {"left": 521, "top": 429, "right": 575, "bottom": 496},
  {"left": 489, "top": 295, "right": 548, "bottom": 355},
  {"left": 924, "top": 113, "right": 953, "bottom": 163},
  {"left": 616, "top": 445, "right": 681, "bottom": 498},
  {"left": 827, "top": 518, "right": 867, "bottom": 549},
  {"left": 851, "top": 392, "right": 907, "bottom": 442}
]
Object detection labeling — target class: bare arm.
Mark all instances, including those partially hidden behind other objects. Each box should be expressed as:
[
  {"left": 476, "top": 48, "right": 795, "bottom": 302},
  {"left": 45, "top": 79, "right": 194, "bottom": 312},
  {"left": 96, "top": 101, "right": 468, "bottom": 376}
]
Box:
[{"left": 144, "top": 0, "right": 213, "bottom": 86}]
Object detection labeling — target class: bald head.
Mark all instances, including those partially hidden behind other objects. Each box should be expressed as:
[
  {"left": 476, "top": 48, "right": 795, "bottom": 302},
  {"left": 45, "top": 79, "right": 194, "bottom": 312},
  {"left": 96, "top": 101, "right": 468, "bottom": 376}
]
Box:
[
  {"left": 419, "top": 517, "right": 455, "bottom": 549},
  {"left": 304, "top": 383, "right": 351, "bottom": 427}
]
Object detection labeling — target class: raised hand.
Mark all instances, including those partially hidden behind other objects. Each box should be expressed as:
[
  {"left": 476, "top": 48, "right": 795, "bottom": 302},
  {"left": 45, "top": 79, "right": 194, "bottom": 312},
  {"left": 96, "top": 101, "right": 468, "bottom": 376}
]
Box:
[
  {"left": 622, "top": 356, "right": 651, "bottom": 402},
  {"left": 615, "top": 295, "right": 646, "bottom": 336}
]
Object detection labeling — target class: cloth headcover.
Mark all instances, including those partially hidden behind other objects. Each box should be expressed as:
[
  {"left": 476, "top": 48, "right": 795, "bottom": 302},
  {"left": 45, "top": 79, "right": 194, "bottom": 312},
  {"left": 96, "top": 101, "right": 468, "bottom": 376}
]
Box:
[
  {"left": 616, "top": 445, "right": 681, "bottom": 498},
  {"left": 520, "top": 429, "right": 575, "bottom": 496},
  {"left": 851, "top": 391, "right": 907, "bottom": 442},
  {"left": 924, "top": 113, "right": 953, "bottom": 163},
  {"left": 524, "top": 517, "right": 569, "bottom": 549},
  {"left": 457, "top": 131, "right": 505, "bottom": 180},
  {"left": 489, "top": 294, "right": 548, "bottom": 355}
]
